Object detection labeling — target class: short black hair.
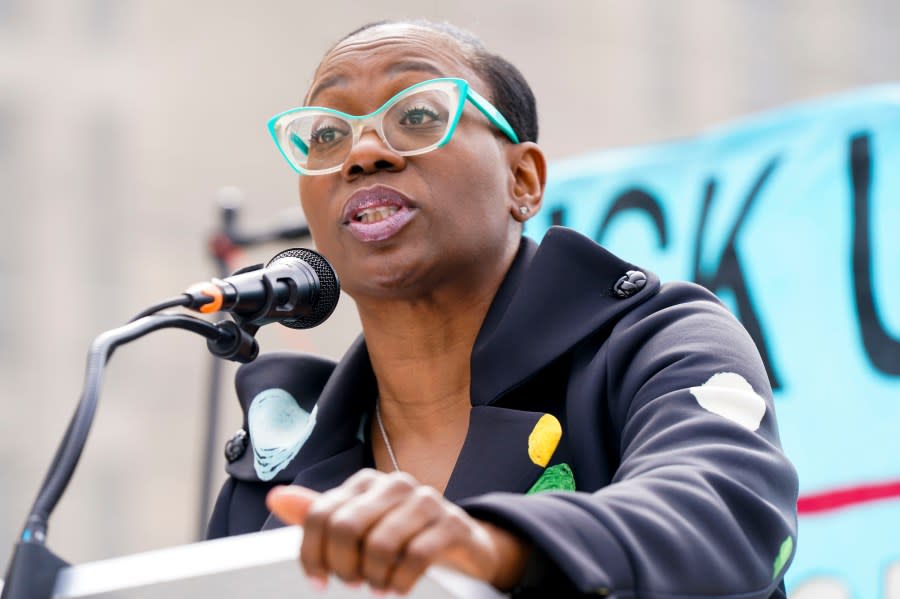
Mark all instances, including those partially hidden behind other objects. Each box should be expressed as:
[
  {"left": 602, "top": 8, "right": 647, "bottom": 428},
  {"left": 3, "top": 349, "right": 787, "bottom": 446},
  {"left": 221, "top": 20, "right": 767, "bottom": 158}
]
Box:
[{"left": 330, "top": 19, "right": 539, "bottom": 143}]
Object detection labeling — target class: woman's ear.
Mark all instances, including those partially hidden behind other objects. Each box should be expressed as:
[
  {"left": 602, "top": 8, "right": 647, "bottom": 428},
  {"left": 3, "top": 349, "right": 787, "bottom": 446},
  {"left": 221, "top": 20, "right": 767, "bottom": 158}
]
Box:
[{"left": 506, "top": 142, "right": 547, "bottom": 222}]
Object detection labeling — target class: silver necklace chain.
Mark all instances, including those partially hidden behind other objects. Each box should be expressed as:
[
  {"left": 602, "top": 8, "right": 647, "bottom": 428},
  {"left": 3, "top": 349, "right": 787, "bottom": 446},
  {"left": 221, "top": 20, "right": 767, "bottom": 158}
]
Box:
[{"left": 374, "top": 400, "right": 401, "bottom": 472}]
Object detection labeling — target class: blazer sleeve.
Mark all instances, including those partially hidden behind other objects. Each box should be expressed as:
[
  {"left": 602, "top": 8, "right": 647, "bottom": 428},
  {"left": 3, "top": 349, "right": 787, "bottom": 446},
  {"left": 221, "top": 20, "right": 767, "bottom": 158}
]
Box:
[{"left": 460, "top": 283, "right": 799, "bottom": 599}]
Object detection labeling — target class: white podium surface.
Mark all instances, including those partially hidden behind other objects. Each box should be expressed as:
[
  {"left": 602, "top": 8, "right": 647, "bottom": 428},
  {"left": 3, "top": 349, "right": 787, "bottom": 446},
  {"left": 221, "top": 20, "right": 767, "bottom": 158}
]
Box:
[{"left": 49, "top": 526, "right": 505, "bottom": 598}]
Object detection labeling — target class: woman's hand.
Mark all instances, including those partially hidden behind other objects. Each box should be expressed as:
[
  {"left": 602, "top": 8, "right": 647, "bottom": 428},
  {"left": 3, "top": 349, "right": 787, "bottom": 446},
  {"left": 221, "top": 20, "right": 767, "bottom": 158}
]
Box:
[{"left": 266, "top": 469, "right": 531, "bottom": 594}]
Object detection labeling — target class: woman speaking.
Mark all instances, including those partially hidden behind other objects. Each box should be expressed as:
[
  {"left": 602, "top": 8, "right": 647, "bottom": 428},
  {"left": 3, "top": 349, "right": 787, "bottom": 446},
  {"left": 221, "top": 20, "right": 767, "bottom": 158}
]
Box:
[{"left": 207, "top": 19, "right": 798, "bottom": 598}]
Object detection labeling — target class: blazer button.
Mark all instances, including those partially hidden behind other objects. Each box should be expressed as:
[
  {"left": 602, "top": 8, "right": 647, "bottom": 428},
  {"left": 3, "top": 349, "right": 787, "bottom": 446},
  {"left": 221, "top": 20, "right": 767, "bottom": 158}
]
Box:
[
  {"left": 224, "top": 429, "right": 248, "bottom": 462},
  {"left": 613, "top": 270, "right": 647, "bottom": 298}
]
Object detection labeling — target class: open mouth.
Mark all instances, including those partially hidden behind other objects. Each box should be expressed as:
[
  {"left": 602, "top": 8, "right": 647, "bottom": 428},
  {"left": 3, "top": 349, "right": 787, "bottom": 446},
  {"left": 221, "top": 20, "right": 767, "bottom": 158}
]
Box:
[
  {"left": 342, "top": 185, "right": 417, "bottom": 242},
  {"left": 352, "top": 205, "right": 401, "bottom": 224}
]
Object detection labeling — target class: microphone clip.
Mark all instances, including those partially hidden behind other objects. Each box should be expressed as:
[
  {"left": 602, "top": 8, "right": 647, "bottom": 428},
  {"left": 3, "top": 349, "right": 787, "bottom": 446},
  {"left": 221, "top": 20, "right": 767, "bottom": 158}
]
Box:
[
  {"left": 203, "top": 262, "right": 265, "bottom": 363},
  {"left": 206, "top": 320, "right": 259, "bottom": 364}
]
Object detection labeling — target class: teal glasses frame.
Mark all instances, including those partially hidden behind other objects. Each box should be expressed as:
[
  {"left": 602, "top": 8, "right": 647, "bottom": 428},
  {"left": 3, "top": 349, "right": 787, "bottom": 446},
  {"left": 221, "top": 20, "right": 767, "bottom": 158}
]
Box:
[{"left": 267, "top": 77, "right": 520, "bottom": 175}]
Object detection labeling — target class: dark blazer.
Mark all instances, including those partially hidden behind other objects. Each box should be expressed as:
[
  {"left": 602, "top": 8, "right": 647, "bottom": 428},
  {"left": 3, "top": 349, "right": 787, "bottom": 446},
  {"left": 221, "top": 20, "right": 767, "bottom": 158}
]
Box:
[{"left": 208, "top": 227, "right": 798, "bottom": 598}]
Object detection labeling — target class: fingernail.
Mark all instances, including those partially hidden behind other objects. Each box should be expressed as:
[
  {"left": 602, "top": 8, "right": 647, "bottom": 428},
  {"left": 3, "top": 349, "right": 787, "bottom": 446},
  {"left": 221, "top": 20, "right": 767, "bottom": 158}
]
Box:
[{"left": 309, "top": 576, "right": 327, "bottom": 591}]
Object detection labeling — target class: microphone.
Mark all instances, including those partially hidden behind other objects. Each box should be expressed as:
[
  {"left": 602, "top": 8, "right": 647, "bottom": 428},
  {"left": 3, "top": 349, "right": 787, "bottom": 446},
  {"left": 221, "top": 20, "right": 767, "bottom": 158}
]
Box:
[{"left": 184, "top": 248, "right": 340, "bottom": 329}]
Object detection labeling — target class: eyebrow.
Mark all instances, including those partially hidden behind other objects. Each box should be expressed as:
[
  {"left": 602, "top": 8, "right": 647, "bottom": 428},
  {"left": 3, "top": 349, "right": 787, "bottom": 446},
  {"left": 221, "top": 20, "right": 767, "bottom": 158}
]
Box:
[
  {"left": 386, "top": 61, "right": 446, "bottom": 78},
  {"left": 306, "top": 60, "right": 447, "bottom": 106}
]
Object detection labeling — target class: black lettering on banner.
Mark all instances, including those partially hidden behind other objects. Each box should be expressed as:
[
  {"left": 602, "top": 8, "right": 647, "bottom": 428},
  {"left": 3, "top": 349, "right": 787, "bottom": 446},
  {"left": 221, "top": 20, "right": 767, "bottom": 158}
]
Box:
[
  {"left": 551, "top": 168, "right": 784, "bottom": 388},
  {"left": 596, "top": 188, "right": 669, "bottom": 249},
  {"left": 849, "top": 132, "right": 900, "bottom": 375},
  {"left": 692, "top": 160, "right": 783, "bottom": 390},
  {"left": 550, "top": 206, "right": 567, "bottom": 228}
]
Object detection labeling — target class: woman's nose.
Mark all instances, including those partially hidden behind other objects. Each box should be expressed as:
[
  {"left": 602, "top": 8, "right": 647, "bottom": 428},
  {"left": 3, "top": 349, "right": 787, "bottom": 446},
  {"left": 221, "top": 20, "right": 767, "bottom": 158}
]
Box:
[{"left": 341, "top": 130, "right": 406, "bottom": 179}]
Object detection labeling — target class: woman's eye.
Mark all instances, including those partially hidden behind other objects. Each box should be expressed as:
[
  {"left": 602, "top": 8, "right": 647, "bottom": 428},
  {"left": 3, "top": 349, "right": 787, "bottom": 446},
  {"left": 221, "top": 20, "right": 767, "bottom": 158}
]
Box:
[
  {"left": 310, "top": 125, "right": 347, "bottom": 146},
  {"left": 400, "top": 106, "right": 441, "bottom": 126},
  {"left": 309, "top": 119, "right": 350, "bottom": 146}
]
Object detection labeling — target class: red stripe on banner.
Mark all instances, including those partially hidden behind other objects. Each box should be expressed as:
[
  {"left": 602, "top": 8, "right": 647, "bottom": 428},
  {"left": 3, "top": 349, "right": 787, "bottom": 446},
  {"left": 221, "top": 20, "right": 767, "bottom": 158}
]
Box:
[{"left": 797, "top": 480, "right": 900, "bottom": 514}]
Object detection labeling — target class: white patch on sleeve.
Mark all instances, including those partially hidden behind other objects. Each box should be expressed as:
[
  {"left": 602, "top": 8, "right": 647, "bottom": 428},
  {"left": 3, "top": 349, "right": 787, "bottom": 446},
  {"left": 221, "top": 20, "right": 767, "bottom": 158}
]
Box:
[
  {"left": 689, "top": 372, "right": 766, "bottom": 431},
  {"left": 248, "top": 388, "right": 317, "bottom": 481}
]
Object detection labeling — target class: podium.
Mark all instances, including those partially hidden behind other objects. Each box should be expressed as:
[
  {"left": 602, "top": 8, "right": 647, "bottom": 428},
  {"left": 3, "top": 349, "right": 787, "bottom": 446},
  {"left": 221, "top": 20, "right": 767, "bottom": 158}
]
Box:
[{"left": 3, "top": 526, "right": 504, "bottom": 598}]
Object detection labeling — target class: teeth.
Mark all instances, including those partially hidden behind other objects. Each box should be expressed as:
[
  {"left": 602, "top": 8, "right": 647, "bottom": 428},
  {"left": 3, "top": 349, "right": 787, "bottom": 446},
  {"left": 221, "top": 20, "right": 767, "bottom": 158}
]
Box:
[{"left": 355, "top": 205, "right": 399, "bottom": 224}]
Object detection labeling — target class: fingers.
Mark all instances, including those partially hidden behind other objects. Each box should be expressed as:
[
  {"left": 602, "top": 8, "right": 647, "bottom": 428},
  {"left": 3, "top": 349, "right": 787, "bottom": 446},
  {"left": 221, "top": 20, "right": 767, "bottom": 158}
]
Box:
[
  {"left": 265, "top": 485, "right": 319, "bottom": 525},
  {"left": 385, "top": 503, "right": 484, "bottom": 593},
  {"left": 301, "top": 469, "right": 383, "bottom": 583},
  {"left": 360, "top": 485, "right": 446, "bottom": 590},
  {"left": 320, "top": 471, "right": 420, "bottom": 583},
  {"left": 275, "top": 470, "right": 505, "bottom": 594}
]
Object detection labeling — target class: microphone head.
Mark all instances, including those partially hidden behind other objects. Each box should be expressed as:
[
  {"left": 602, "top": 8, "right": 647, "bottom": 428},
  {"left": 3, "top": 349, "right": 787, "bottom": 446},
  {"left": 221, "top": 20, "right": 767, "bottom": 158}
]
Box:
[{"left": 266, "top": 248, "right": 340, "bottom": 329}]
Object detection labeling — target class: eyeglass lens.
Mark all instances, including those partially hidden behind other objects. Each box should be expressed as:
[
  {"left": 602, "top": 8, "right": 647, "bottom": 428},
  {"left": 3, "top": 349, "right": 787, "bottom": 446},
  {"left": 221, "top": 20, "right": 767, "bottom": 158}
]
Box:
[{"left": 283, "top": 87, "right": 456, "bottom": 171}]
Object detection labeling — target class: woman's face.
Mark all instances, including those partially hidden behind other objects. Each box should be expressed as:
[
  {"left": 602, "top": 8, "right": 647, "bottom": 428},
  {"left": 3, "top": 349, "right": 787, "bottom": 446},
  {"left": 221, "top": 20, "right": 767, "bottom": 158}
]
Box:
[{"left": 298, "top": 25, "right": 522, "bottom": 302}]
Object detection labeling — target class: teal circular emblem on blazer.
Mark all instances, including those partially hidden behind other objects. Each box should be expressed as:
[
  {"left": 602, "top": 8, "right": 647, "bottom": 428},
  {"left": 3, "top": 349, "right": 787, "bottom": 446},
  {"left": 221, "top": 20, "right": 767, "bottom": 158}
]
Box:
[{"left": 247, "top": 388, "right": 318, "bottom": 481}]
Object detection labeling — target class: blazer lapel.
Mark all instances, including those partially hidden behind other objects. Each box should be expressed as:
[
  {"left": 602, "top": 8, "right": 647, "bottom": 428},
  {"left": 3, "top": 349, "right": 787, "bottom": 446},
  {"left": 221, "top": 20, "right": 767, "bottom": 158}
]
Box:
[
  {"left": 286, "top": 336, "right": 377, "bottom": 469},
  {"left": 471, "top": 227, "right": 660, "bottom": 407},
  {"left": 259, "top": 337, "right": 378, "bottom": 530},
  {"left": 443, "top": 406, "right": 561, "bottom": 502}
]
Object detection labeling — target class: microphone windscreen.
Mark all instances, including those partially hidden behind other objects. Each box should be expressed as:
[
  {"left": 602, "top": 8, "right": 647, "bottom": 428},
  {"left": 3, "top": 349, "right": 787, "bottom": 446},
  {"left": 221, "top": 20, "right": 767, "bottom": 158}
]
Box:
[{"left": 267, "top": 248, "right": 340, "bottom": 329}]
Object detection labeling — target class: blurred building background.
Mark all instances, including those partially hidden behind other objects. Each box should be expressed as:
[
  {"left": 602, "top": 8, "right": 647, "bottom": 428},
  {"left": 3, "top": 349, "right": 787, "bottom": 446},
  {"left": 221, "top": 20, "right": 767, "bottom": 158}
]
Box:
[{"left": 0, "top": 0, "right": 898, "bottom": 575}]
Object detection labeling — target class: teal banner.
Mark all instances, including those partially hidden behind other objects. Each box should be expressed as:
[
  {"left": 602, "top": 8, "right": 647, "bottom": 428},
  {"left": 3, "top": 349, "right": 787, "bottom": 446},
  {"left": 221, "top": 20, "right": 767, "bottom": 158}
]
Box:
[{"left": 527, "top": 85, "right": 900, "bottom": 599}]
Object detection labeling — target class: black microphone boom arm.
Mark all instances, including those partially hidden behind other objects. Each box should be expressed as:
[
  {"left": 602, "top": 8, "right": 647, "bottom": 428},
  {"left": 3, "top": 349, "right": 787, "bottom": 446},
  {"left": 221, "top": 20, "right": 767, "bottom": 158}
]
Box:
[{"left": 0, "top": 314, "right": 257, "bottom": 599}]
